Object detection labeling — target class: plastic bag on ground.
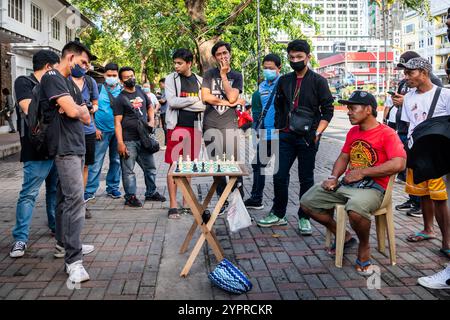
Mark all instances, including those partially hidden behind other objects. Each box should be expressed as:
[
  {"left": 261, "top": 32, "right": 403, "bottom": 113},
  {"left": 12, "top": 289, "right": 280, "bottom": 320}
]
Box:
[{"left": 226, "top": 189, "right": 252, "bottom": 233}]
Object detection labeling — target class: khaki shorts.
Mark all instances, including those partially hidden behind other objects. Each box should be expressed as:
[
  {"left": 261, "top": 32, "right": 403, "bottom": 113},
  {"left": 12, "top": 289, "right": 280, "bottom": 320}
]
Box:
[
  {"left": 405, "top": 169, "right": 448, "bottom": 201},
  {"left": 300, "top": 183, "right": 384, "bottom": 221}
]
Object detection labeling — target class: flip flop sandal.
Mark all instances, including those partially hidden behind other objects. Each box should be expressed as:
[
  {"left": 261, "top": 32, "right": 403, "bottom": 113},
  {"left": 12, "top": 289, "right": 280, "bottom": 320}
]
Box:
[
  {"left": 328, "top": 237, "right": 357, "bottom": 256},
  {"left": 440, "top": 248, "right": 450, "bottom": 259},
  {"left": 168, "top": 208, "right": 181, "bottom": 220},
  {"left": 406, "top": 232, "right": 436, "bottom": 242},
  {"left": 355, "top": 259, "right": 372, "bottom": 276}
]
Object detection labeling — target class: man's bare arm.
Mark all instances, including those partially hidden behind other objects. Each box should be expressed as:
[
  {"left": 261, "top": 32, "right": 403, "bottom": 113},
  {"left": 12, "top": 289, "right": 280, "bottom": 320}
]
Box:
[
  {"left": 56, "top": 96, "right": 90, "bottom": 125},
  {"left": 18, "top": 99, "right": 32, "bottom": 115}
]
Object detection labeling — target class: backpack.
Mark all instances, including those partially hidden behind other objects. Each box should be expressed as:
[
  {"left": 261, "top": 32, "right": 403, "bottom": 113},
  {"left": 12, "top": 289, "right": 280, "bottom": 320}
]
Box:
[{"left": 26, "top": 78, "right": 48, "bottom": 153}]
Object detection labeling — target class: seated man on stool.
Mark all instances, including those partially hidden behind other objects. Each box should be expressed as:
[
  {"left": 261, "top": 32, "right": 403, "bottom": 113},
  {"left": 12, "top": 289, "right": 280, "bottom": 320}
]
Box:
[{"left": 300, "top": 91, "right": 406, "bottom": 274}]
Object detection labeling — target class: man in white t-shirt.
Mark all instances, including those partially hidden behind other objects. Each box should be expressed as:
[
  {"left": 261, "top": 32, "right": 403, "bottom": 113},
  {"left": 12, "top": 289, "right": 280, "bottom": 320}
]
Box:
[{"left": 397, "top": 57, "right": 450, "bottom": 259}]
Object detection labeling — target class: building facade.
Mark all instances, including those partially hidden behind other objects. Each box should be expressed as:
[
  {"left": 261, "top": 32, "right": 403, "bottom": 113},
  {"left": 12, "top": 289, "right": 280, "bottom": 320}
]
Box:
[{"left": 0, "top": 0, "right": 92, "bottom": 131}]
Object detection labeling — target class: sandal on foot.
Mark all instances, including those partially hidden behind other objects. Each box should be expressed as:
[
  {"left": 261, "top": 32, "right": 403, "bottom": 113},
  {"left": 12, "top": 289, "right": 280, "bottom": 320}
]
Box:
[
  {"left": 440, "top": 248, "right": 450, "bottom": 259},
  {"left": 328, "top": 237, "right": 357, "bottom": 255},
  {"left": 168, "top": 208, "right": 181, "bottom": 220},
  {"left": 406, "top": 232, "right": 436, "bottom": 242},
  {"left": 355, "top": 258, "right": 372, "bottom": 275}
]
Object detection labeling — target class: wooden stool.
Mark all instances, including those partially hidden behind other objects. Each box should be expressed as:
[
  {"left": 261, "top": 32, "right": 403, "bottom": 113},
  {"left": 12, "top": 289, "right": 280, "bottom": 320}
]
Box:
[{"left": 325, "top": 176, "right": 397, "bottom": 268}]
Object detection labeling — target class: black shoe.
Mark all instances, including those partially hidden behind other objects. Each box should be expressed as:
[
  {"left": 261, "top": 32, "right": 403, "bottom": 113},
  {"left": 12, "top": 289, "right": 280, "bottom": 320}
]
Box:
[
  {"left": 244, "top": 198, "right": 264, "bottom": 210},
  {"left": 125, "top": 195, "right": 143, "bottom": 207},
  {"left": 145, "top": 192, "right": 166, "bottom": 202},
  {"left": 218, "top": 200, "right": 229, "bottom": 216},
  {"left": 395, "top": 200, "right": 415, "bottom": 211},
  {"left": 406, "top": 206, "right": 423, "bottom": 218},
  {"left": 85, "top": 209, "right": 92, "bottom": 219}
]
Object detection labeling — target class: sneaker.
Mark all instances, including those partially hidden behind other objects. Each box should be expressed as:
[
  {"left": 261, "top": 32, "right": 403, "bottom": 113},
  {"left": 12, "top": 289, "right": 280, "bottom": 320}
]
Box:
[
  {"left": 160, "top": 146, "right": 167, "bottom": 151},
  {"left": 145, "top": 192, "right": 166, "bottom": 202},
  {"left": 125, "top": 195, "right": 143, "bottom": 207},
  {"left": 84, "top": 193, "right": 95, "bottom": 203},
  {"left": 244, "top": 198, "right": 264, "bottom": 210},
  {"left": 107, "top": 190, "right": 122, "bottom": 199},
  {"left": 10, "top": 241, "right": 27, "bottom": 258},
  {"left": 406, "top": 206, "right": 423, "bottom": 218},
  {"left": 218, "top": 200, "right": 229, "bottom": 216},
  {"left": 54, "top": 243, "right": 95, "bottom": 258},
  {"left": 257, "top": 212, "right": 288, "bottom": 227},
  {"left": 417, "top": 266, "right": 450, "bottom": 289},
  {"left": 395, "top": 200, "right": 415, "bottom": 211},
  {"left": 298, "top": 218, "right": 313, "bottom": 236},
  {"left": 65, "top": 260, "right": 90, "bottom": 283},
  {"left": 85, "top": 209, "right": 92, "bottom": 219}
]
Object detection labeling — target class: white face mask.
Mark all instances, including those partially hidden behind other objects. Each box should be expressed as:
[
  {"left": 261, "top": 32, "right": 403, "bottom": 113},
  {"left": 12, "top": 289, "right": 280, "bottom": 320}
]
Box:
[{"left": 105, "top": 76, "right": 119, "bottom": 86}]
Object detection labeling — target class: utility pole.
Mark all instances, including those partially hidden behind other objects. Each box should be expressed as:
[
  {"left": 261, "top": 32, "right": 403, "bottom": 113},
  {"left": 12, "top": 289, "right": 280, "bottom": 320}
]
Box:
[{"left": 382, "top": 0, "right": 389, "bottom": 92}]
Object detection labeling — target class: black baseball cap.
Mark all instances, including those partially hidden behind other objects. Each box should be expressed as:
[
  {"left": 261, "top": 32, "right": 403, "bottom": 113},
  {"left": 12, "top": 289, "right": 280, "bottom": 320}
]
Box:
[{"left": 338, "top": 90, "right": 377, "bottom": 109}]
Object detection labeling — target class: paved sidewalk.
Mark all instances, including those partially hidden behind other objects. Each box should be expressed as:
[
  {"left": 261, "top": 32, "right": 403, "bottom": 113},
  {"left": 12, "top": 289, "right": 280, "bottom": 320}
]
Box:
[
  {"left": 0, "top": 132, "right": 20, "bottom": 159},
  {"left": 0, "top": 124, "right": 449, "bottom": 300}
]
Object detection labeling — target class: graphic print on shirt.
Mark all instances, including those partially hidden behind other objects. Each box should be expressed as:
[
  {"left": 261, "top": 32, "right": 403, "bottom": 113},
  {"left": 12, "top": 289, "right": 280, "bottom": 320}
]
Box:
[
  {"left": 212, "top": 78, "right": 234, "bottom": 115},
  {"left": 349, "top": 140, "right": 378, "bottom": 170},
  {"left": 130, "top": 97, "right": 144, "bottom": 116}
]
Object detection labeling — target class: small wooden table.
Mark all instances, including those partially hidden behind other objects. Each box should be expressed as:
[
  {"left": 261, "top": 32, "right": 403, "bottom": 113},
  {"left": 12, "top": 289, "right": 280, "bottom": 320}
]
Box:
[{"left": 169, "top": 162, "right": 248, "bottom": 277}]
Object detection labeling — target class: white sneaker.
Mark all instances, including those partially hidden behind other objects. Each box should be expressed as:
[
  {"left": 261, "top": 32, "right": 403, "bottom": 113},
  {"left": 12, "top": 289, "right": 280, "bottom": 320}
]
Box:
[
  {"left": 65, "top": 260, "right": 90, "bottom": 283},
  {"left": 54, "top": 244, "right": 95, "bottom": 258},
  {"left": 10, "top": 241, "right": 27, "bottom": 258},
  {"left": 417, "top": 266, "right": 450, "bottom": 289}
]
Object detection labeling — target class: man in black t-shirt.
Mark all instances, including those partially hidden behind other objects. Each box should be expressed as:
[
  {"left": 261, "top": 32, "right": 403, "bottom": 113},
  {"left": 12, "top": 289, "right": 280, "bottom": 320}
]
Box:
[
  {"left": 9, "top": 50, "right": 60, "bottom": 259},
  {"left": 164, "top": 48, "right": 205, "bottom": 218},
  {"left": 40, "top": 41, "right": 94, "bottom": 284},
  {"left": 113, "top": 67, "right": 166, "bottom": 208},
  {"left": 201, "top": 41, "right": 245, "bottom": 212}
]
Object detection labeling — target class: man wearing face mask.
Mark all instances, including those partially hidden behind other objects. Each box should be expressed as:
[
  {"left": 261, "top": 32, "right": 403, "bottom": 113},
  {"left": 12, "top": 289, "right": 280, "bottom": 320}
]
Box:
[
  {"left": 9, "top": 50, "right": 60, "bottom": 259},
  {"left": 40, "top": 41, "right": 95, "bottom": 283},
  {"left": 257, "top": 40, "right": 334, "bottom": 236},
  {"left": 85, "top": 63, "right": 123, "bottom": 202},
  {"left": 113, "top": 67, "right": 166, "bottom": 207},
  {"left": 69, "top": 59, "right": 99, "bottom": 220},
  {"left": 142, "top": 83, "right": 160, "bottom": 112},
  {"left": 244, "top": 54, "right": 282, "bottom": 210}
]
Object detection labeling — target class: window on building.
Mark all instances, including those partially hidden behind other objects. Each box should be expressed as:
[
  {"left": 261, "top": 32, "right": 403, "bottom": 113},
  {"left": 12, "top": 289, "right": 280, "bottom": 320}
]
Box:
[
  {"left": 52, "top": 18, "right": 61, "bottom": 41},
  {"left": 66, "top": 26, "right": 73, "bottom": 42},
  {"left": 428, "top": 37, "right": 433, "bottom": 46},
  {"left": 8, "top": 0, "right": 24, "bottom": 23},
  {"left": 404, "top": 24, "right": 415, "bottom": 34},
  {"left": 31, "top": 3, "right": 42, "bottom": 32},
  {"left": 419, "top": 39, "right": 424, "bottom": 48}
]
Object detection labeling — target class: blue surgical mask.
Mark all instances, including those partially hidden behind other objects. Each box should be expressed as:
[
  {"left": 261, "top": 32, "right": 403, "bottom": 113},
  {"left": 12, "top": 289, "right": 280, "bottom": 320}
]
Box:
[
  {"left": 105, "top": 76, "right": 118, "bottom": 86},
  {"left": 263, "top": 69, "right": 277, "bottom": 81},
  {"left": 71, "top": 63, "right": 87, "bottom": 78},
  {"left": 143, "top": 88, "right": 150, "bottom": 93}
]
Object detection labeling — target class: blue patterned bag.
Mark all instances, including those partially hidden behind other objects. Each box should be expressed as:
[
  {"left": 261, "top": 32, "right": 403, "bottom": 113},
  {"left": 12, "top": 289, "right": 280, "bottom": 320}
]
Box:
[{"left": 208, "top": 258, "right": 253, "bottom": 294}]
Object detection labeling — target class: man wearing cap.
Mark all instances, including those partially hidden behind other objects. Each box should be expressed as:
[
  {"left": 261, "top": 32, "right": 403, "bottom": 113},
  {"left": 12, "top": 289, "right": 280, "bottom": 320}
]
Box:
[
  {"left": 390, "top": 51, "right": 442, "bottom": 218},
  {"left": 397, "top": 57, "right": 450, "bottom": 259},
  {"left": 300, "top": 90, "right": 406, "bottom": 273}
]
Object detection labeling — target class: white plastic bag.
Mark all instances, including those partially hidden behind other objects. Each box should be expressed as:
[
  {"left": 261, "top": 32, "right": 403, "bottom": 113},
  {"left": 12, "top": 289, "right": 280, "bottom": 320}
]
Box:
[{"left": 227, "top": 189, "right": 252, "bottom": 233}]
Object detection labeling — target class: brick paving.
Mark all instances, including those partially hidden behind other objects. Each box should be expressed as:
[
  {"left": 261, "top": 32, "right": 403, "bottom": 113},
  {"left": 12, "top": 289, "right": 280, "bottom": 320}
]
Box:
[{"left": 0, "top": 120, "right": 449, "bottom": 300}]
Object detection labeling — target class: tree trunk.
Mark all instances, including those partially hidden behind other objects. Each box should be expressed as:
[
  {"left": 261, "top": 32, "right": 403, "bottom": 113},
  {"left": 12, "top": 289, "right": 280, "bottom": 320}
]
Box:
[{"left": 196, "top": 37, "right": 219, "bottom": 75}]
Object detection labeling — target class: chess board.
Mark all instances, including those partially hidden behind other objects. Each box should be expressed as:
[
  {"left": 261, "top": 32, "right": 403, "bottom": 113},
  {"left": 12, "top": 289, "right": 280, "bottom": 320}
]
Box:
[{"left": 169, "top": 161, "right": 246, "bottom": 177}]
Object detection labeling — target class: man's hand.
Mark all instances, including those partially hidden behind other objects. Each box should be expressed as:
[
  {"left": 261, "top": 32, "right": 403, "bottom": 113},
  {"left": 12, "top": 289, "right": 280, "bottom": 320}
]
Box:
[
  {"left": 229, "top": 98, "right": 246, "bottom": 108},
  {"left": 90, "top": 104, "right": 98, "bottom": 114},
  {"left": 118, "top": 142, "right": 128, "bottom": 157},
  {"left": 322, "top": 178, "right": 338, "bottom": 191},
  {"left": 148, "top": 118, "right": 155, "bottom": 129},
  {"left": 96, "top": 129, "right": 103, "bottom": 141},
  {"left": 219, "top": 59, "right": 231, "bottom": 77},
  {"left": 392, "top": 93, "right": 404, "bottom": 107},
  {"left": 343, "top": 169, "right": 365, "bottom": 184}
]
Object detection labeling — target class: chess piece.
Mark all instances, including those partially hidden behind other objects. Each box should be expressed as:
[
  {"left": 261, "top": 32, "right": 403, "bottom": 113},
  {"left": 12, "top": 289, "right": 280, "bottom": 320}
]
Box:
[
  {"left": 223, "top": 153, "right": 227, "bottom": 163},
  {"left": 175, "top": 161, "right": 180, "bottom": 173},
  {"left": 231, "top": 155, "right": 235, "bottom": 164},
  {"left": 193, "top": 160, "right": 198, "bottom": 172},
  {"left": 201, "top": 161, "right": 206, "bottom": 172},
  {"left": 217, "top": 163, "right": 222, "bottom": 173}
]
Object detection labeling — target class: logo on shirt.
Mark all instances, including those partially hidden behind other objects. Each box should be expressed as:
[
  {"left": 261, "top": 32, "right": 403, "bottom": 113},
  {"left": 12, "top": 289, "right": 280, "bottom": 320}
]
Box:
[{"left": 349, "top": 140, "right": 378, "bottom": 170}]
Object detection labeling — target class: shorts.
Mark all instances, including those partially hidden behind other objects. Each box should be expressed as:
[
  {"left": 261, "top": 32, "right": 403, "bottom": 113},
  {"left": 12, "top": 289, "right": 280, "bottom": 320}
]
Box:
[
  {"left": 300, "top": 183, "right": 384, "bottom": 220},
  {"left": 84, "top": 133, "right": 96, "bottom": 166},
  {"left": 405, "top": 169, "right": 448, "bottom": 201},
  {"left": 165, "top": 126, "right": 202, "bottom": 164}
]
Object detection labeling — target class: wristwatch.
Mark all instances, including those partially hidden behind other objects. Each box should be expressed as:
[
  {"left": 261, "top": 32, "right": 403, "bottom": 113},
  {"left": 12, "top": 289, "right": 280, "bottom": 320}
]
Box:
[
  {"left": 315, "top": 131, "right": 322, "bottom": 137},
  {"left": 327, "top": 175, "right": 337, "bottom": 180}
]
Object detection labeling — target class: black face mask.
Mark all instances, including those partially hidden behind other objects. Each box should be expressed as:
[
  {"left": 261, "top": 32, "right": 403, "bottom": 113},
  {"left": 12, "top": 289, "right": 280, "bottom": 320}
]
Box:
[
  {"left": 290, "top": 60, "right": 307, "bottom": 72},
  {"left": 124, "top": 78, "right": 136, "bottom": 88}
]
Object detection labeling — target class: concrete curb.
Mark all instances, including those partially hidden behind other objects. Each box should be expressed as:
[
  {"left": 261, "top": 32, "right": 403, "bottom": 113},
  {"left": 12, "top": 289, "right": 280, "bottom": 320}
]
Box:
[{"left": 0, "top": 142, "right": 21, "bottom": 159}]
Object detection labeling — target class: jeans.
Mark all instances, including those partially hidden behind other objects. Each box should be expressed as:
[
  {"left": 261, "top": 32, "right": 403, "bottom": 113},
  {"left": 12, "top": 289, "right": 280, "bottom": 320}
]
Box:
[
  {"left": 12, "top": 160, "right": 58, "bottom": 242},
  {"left": 121, "top": 140, "right": 157, "bottom": 197},
  {"left": 86, "top": 131, "right": 121, "bottom": 195},
  {"left": 55, "top": 155, "right": 85, "bottom": 264},
  {"left": 160, "top": 113, "right": 167, "bottom": 145},
  {"left": 250, "top": 140, "right": 273, "bottom": 203},
  {"left": 272, "top": 132, "right": 318, "bottom": 220}
]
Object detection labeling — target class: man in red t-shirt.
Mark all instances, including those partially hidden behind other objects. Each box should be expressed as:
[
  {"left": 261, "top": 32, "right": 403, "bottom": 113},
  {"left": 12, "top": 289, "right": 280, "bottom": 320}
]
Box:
[{"left": 300, "top": 91, "right": 406, "bottom": 274}]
